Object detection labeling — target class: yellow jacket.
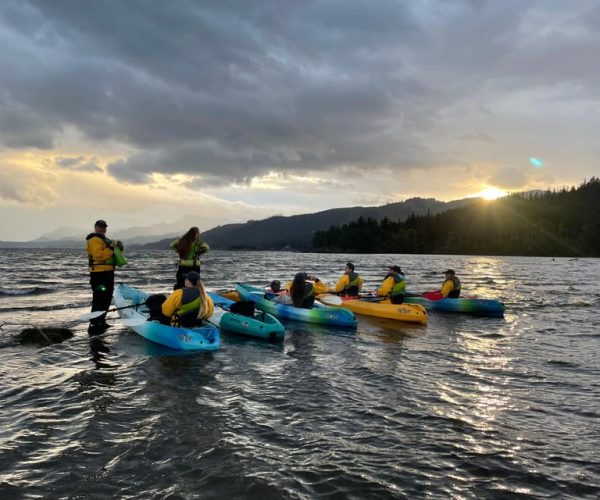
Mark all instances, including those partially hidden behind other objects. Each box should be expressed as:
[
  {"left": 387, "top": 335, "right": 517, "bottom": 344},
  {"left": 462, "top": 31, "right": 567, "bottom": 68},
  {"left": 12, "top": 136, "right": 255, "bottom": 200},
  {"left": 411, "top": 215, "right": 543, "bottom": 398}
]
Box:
[
  {"left": 285, "top": 279, "right": 328, "bottom": 295},
  {"left": 162, "top": 288, "right": 215, "bottom": 320},
  {"left": 86, "top": 235, "right": 114, "bottom": 272},
  {"left": 332, "top": 274, "right": 364, "bottom": 294}
]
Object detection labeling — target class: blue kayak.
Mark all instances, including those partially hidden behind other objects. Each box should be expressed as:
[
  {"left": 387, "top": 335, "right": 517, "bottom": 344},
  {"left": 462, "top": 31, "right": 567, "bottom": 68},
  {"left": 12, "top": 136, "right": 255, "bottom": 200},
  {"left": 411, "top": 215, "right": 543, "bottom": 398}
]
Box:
[
  {"left": 404, "top": 292, "right": 505, "bottom": 318},
  {"left": 236, "top": 283, "right": 357, "bottom": 328},
  {"left": 113, "top": 284, "right": 220, "bottom": 351},
  {"left": 207, "top": 291, "right": 285, "bottom": 342}
]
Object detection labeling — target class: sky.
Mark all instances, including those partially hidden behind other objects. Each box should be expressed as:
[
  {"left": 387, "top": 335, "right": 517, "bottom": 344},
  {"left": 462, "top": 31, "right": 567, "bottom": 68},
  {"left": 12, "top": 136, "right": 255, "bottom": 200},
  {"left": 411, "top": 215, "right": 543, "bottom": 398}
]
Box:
[{"left": 1, "top": 0, "right": 599, "bottom": 241}]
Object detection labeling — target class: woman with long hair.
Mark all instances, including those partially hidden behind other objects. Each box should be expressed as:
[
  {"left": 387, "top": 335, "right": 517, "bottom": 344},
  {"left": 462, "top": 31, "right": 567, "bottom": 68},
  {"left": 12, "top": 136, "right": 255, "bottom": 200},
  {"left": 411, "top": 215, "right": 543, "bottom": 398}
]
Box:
[
  {"left": 289, "top": 272, "right": 315, "bottom": 309},
  {"left": 157, "top": 271, "right": 214, "bottom": 327},
  {"left": 170, "top": 227, "right": 209, "bottom": 289}
]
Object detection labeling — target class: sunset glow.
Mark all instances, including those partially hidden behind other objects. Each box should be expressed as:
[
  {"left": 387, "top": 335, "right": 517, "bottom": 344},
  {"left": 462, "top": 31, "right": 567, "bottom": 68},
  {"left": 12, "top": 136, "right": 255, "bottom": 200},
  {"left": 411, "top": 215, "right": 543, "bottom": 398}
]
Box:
[{"left": 477, "top": 187, "right": 508, "bottom": 201}]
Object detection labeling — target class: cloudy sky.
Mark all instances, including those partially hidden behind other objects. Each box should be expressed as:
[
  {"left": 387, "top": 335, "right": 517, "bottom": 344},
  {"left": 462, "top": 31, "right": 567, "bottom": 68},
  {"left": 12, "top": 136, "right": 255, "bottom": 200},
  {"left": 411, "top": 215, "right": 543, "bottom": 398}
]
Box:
[{"left": 1, "top": 0, "right": 598, "bottom": 240}]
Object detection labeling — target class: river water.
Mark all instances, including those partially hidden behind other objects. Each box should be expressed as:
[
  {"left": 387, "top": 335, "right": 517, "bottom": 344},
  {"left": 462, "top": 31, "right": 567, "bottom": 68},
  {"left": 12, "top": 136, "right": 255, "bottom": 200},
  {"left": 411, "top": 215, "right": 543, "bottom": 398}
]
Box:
[{"left": 0, "top": 249, "right": 598, "bottom": 499}]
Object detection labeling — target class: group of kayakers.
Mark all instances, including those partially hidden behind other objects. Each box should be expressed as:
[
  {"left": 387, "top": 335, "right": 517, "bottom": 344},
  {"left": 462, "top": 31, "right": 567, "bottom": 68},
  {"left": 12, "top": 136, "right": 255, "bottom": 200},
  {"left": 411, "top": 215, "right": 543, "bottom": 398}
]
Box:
[
  {"left": 86, "top": 220, "right": 461, "bottom": 332},
  {"left": 263, "top": 263, "right": 461, "bottom": 310},
  {"left": 86, "top": 221, "right": 214, "bottom": 334}
]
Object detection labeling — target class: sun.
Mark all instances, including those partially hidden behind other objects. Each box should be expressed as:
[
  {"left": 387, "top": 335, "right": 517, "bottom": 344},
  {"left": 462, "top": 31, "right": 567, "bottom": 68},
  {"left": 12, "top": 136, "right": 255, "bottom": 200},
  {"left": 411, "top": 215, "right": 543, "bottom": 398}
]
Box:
[{"left": 477, "top": 187, "right": 508, "bottom": 201}]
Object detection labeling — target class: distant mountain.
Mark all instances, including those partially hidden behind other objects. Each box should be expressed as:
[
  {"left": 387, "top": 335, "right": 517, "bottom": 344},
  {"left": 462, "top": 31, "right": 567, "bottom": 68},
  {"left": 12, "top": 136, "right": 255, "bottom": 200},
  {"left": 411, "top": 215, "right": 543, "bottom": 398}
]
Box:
[
  {"left": 135, "top": 197, "right": 475, "bottom": 251},
  {"left": 312, "top": 179, "right": 600, "bottom": 256},
  {"left": 0, "top": 215, "right": 228, "bottom": 248}
]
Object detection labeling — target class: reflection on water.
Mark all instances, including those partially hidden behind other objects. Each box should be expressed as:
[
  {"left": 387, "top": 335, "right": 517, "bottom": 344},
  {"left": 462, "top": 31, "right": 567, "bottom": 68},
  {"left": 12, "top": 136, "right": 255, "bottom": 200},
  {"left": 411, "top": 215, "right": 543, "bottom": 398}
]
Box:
[{"left": 0, "top": 250, "right": 598, "bottom": 497}]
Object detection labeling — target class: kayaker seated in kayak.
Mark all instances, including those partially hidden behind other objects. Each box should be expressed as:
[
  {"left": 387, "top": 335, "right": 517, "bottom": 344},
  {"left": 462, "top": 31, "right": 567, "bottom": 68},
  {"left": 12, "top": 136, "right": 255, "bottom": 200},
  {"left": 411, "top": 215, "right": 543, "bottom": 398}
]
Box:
[
  {"left": 290, "top": 272, "right": 316, "bottom": 309},
  {"left": 440, "top": 269, "right": 461, "bottom": 298},
  {"left": 264, "top": 280, "right": 293, "bottom": 304},
  {"left": 146, "top": 271, "right": 214, "bottom": 327},
  {"left": 377, "top": 265, "right": 406, "bottom": 304},
  {"left": 331, "top": 262, "right": 364, "bottom": 296},
  {"left": 284, "top": 273, "right": 328, "bottom": 296}
]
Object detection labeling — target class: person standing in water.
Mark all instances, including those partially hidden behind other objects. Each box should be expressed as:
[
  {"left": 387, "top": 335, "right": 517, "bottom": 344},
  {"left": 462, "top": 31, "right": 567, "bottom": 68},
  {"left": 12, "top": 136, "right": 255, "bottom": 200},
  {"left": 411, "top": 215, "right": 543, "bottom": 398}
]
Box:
[
  {"left": 170, "top": 227, "right": 209, "bottom": 290},
  {"left": 86, "top": 220, "right": 124, "bottom": 330}
]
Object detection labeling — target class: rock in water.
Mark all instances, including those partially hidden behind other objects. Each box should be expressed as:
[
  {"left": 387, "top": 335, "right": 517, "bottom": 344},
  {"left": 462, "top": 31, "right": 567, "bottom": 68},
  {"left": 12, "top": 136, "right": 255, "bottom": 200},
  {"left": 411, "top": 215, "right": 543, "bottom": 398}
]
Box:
[{"left": 17, "top": 327, "right": 74, "bottom": 346}]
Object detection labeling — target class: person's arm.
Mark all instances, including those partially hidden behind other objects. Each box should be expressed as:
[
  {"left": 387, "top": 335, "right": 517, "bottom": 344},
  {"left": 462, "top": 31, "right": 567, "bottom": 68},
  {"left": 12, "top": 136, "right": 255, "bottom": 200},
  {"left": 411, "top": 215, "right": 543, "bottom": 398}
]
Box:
[
  {"left": 88, "top": 237, "right": 114, "bottom": 262},
  {"left": 312, "top": 279, "right": 329, "bottom": 295},
  {"left": 378, "top": 277, "right": 393, "bottom": 297},
  {"left": 333, "top": 275, "right": 349, "bottom": 293},
  {"left": 440, "top": 280, "right": 453, "bottom": 298},
  {"left": 196, "top": 239, "right": 209, "bottom": 254},
  {"left": 358, "top": 277, "right": 365, "bottom": 291},
  {"left": 162, "top": 290, "right": 183, "bottom": 317}
]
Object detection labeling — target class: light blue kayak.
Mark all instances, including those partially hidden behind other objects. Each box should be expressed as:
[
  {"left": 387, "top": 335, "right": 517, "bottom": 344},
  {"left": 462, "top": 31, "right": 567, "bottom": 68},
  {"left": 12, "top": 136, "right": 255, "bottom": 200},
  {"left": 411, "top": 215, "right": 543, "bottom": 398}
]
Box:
[
  {"left": 236, "top": 283, "right": 357, "bottom": 328},
  {"left": 113, "top": 284, "right": 220, "bottom": 351},
  {"left": 208, "top": 291, "right": 285, "bottom": 342}
]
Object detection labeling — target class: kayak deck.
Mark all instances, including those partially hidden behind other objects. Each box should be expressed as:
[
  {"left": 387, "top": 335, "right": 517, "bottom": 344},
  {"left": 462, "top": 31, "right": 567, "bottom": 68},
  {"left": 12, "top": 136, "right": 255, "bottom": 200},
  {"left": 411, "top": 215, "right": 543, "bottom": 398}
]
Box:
[{"left": 339, "top": 297, "right": 428, "bottom": 324}]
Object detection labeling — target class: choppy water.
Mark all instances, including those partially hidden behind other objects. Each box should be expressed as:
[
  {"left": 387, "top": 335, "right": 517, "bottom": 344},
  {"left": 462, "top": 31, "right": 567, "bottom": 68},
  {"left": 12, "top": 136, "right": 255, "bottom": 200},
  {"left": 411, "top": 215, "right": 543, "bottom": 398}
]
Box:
[{"left": 0, "top": 249, "right": 598, "bottom": 499}]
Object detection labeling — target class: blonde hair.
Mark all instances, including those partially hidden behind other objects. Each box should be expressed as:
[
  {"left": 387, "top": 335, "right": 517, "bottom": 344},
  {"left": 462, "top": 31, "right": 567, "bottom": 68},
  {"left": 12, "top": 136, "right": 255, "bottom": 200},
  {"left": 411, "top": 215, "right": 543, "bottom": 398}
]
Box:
[{"left": 196, "top": 281, "right": 209, "bottom": 320}]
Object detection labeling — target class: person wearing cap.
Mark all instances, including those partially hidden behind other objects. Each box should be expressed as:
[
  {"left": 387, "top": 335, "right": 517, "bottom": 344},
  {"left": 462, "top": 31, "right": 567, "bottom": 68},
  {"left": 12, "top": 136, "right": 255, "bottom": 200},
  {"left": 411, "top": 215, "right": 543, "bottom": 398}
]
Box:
[
  {"left": 331, "top": 262, "right": 364, "bottom": 296},
  {"left": 85, "top": 220, "right": 124, "bottom": 330},
  {"left": 170, "top": 227, "right": 210, "bottom": 290},
  {"left": 377, "top": 265, "right": 406, "bottom": 304},
  {"left": 160, "top": 271, "right": 215, "bottom": 327},
  {"left": 440, "top": 269, "right": 461, "bottom": 298}
]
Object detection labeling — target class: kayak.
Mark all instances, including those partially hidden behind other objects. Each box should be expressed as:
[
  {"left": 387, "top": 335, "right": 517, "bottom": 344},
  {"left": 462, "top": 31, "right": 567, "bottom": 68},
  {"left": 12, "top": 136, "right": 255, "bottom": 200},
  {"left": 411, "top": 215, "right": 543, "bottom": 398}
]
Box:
[
  {"left": 337, "top": 296, "right": 428, "bottom": 324},
  {"left": 207, "top": 291, "right": 285, "bottom": 342},
  {"left": 113, "top": 284, "right": 220, "bottom": 351},
  {"left": 404, "top": 293, "right": 505, "bottom": 318},
  {"left": 236, "top": 283, "right": 358, "bottom": 328},
  {"left": 219, "top": 289, "right": 241, "bottom": 302}
]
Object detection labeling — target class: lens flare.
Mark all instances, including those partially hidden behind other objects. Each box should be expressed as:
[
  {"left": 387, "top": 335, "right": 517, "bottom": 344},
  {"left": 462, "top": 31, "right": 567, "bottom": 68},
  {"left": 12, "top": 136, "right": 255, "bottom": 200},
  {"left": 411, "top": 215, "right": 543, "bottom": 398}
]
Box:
[
  {"left": 530, "top": 157, "right": 543, "bottom": 168},
  {"left": 477, "top": 187, "right": 507, "bottom": 200}
]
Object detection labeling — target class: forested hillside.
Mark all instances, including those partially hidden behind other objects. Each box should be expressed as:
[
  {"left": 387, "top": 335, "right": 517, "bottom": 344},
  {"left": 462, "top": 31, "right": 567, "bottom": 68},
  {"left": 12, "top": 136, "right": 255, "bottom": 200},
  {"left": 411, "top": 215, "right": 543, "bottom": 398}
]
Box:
[{"left": 312, "top": 178, "right": 600, "bottom": 257}]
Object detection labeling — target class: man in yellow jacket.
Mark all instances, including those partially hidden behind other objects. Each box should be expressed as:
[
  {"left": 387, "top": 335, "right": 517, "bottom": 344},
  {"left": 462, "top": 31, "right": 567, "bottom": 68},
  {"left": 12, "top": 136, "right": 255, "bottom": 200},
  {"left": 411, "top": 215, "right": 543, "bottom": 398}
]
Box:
[
  {"left": 331, "top": 262, "right": 364, "bottom": 296},
  {"left": 86, "top": 220, "right": 123, "bottom": 330}
]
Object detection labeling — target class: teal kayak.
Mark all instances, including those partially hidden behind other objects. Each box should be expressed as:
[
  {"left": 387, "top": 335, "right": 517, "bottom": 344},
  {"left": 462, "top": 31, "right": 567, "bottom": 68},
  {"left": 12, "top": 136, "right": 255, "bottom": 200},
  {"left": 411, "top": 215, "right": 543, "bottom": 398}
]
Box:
[
  {"left": 236, "top": 283, "right": 357, "bottom": 328},
  {"left": 208, "top": 291, "right": 285, "bottom": 342},
  {"left": 404, "top": 292, "right": 505, "bottom": 318},
  {"left": 113, "top": 284, "right": 220, "bottom": 351}
]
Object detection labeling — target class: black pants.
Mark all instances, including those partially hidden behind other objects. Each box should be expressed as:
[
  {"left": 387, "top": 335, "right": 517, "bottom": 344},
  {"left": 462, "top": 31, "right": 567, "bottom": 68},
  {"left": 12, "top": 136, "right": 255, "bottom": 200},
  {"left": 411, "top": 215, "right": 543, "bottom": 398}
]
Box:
[
  {"left": 174, "top": 265, "right": 200, "bottom": 290},
  {"left": 391, "top": 293, "right": 405, "bottom": 305},
  {"left": 89, "top": 271, "right": 115, "bottom": 324}
]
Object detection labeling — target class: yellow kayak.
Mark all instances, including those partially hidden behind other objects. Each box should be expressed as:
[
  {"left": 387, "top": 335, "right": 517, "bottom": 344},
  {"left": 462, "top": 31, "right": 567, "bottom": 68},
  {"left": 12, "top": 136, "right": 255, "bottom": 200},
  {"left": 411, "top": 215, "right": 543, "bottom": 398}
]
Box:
[{"left": 339, "top": 298, "right": 428, "bottom": 324}]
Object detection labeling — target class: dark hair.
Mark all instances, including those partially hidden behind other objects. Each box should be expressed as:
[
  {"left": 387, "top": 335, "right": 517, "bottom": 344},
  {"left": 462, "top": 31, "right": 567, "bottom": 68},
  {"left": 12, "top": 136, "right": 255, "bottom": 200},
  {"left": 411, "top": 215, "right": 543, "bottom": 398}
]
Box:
[
  {"left": 177, "top": 227, "right": 200, "bottom": 259},
  {"left": 290, "top": 272, "right": 307, "bottom": 307},
  {"left": 269, "top": 280, "right": 281, "bottom": 293},
  {"left": 346, "top": 262, "right": 355, "bottom": 271}
]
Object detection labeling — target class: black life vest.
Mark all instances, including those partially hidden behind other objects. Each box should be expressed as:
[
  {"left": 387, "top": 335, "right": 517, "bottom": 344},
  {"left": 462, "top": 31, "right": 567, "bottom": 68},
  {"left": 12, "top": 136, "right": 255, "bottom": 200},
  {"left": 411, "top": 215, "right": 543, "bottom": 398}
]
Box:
[
  {"left": 172, "top": 287, "right": 201, "bottom": 327},
  {"left": 343, "top": 272, "right": 361, "bottom": 296}
]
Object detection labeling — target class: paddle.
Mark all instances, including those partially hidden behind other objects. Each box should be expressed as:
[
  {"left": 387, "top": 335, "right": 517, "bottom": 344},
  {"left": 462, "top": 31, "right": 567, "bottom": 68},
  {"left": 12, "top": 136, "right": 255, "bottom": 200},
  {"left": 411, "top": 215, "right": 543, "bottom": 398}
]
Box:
[
  {"left": 317, "top": 295, "right": 343, "bottom": 306},
  {"left": 78, "top": 302, "right": 147, "bottom": 322}
]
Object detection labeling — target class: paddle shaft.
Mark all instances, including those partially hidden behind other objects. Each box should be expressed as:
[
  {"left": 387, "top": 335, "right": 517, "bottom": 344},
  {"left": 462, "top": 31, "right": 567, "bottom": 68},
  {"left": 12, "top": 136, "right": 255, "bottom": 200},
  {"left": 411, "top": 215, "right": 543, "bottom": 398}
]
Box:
[{"left": 79, "top": 302, "right": 147, "bottom": 321}]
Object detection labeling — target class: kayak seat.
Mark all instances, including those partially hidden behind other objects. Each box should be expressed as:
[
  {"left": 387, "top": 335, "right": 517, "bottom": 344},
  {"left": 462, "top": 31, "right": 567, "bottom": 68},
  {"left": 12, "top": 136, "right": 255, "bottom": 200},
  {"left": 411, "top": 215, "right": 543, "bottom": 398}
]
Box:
[{"left": 229, "top": 300, "right": 256, "bottom": 317}]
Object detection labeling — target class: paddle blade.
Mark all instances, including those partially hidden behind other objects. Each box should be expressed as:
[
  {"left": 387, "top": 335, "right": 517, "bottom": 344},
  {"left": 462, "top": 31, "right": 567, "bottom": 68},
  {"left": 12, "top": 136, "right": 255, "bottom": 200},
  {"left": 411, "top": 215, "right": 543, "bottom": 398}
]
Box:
[
  {"left": 318, "top": 295, "right": 342, "bottom": 306},
  {"left": 120, "top": 317, "right": 147, "bottom": 327},
  {"left": 78, "top": 310, "right": 106, "bottom": 322}
]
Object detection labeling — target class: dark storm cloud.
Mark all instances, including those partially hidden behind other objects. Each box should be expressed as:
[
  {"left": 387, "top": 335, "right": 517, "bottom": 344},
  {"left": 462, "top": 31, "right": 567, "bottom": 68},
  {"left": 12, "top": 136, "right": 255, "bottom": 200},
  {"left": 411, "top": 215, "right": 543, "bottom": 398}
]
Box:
[
  {"left": 0, "top": 0, "right": 598, "bottom": 184},
  {"left": 50, "top": 156, "right": 103, "bottom": 173}
]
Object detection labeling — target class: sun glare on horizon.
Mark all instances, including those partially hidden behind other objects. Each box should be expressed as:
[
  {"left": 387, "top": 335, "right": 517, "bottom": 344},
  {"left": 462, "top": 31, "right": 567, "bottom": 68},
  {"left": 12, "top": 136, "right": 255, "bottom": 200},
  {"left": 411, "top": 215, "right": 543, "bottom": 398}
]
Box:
[{"left": 477, "top": 187, "right": 508, "bottom": 201}]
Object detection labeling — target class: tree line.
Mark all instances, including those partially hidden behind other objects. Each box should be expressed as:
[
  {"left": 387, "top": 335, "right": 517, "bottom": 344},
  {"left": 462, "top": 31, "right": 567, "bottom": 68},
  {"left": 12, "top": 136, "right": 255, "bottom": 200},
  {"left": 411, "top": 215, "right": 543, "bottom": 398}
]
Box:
[{"left": 312, "top": 178, "right": 600, "bottom": 257}]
